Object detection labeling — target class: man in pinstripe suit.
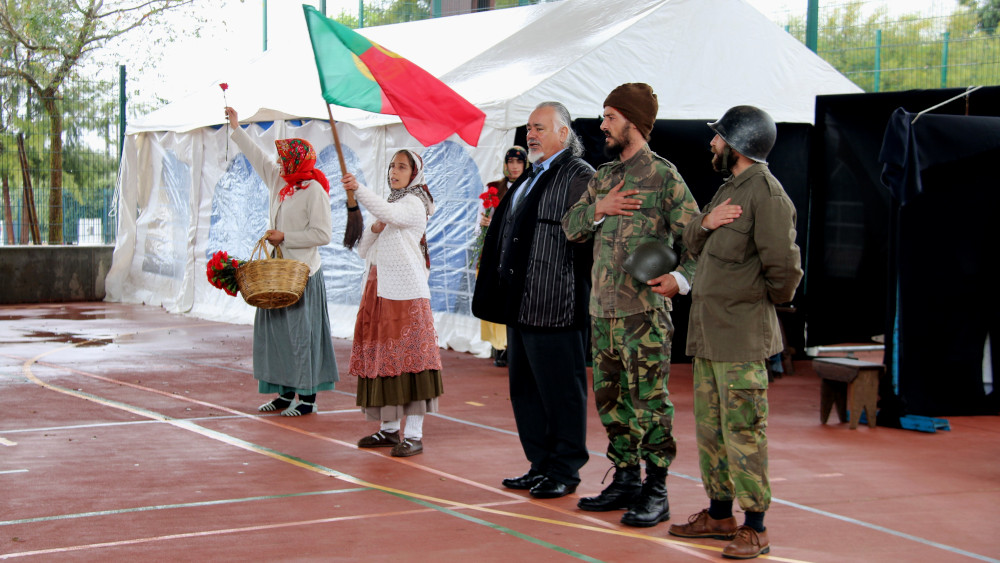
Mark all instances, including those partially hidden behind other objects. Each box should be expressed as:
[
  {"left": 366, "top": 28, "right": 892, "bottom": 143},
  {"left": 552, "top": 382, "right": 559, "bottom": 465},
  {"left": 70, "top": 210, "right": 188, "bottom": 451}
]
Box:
[{"left": 472, "top": 101, "right": 596, "bottom": 499}]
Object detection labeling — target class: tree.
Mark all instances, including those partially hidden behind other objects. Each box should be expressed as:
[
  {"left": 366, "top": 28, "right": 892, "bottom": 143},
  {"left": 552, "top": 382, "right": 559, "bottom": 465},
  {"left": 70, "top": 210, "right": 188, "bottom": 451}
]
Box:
[
  {"left": 779, "top": 1, "right": 999, "bottom": 93},
  {"left": 960, "top": 0, "right": 1000, "bottom": 32},
  {"left": 0, "top": 0, "right": 198, "bottom": 243},
  {"left": 335, "top": 0, "right": 530, "bottom": 28}
]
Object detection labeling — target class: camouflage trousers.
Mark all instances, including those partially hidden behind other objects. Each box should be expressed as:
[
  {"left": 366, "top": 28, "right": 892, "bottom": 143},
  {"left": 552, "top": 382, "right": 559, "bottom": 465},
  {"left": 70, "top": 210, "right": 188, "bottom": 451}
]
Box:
[
  {"left": 692, "top": 357, "right": 770, "bottom": 512},
  {"left": 591, "top": 309, "right": 677, "bottom": 469}
]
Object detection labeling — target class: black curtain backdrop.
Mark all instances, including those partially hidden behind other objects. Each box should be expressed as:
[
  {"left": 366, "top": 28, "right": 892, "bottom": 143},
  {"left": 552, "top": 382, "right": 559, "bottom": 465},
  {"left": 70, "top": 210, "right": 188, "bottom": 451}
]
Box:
[
  {"left": 878, "top": 106, "right": 1000, "bottom": 417},
  {"left": 813, "top": 87, "right": 1000, "bottom": 417}
]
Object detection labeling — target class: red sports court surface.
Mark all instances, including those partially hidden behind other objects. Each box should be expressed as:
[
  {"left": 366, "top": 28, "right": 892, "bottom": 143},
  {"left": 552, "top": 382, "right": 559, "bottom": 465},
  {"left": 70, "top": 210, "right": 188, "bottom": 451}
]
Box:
[{"left": 1, "top": 302, "right": 997, "bottom": 562}]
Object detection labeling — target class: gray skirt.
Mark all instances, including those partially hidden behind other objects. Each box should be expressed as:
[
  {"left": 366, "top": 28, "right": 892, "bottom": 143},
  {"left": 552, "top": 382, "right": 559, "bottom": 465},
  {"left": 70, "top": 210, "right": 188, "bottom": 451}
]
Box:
[{"left": 253, "top": 267, "right": 339, "bottom": 395}]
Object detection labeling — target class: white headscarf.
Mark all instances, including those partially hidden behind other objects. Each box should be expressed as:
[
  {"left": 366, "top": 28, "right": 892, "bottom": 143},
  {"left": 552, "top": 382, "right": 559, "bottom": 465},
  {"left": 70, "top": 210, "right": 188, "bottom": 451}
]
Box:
[{"left": 386, "top": 149, "right": 435, "bottom": 216}]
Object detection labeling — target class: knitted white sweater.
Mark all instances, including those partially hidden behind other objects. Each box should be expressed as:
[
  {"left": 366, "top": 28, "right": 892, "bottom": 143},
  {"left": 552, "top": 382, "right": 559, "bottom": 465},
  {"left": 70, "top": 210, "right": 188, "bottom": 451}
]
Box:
[{"left": 355, "top": 184, "right": 431, "bottom": 301}]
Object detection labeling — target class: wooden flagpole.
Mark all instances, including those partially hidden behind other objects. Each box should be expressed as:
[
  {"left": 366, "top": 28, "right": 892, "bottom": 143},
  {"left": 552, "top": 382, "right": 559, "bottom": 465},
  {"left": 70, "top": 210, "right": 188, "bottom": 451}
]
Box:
[{"left": 326, "top": 104, "right": 363, "bottom": 249}]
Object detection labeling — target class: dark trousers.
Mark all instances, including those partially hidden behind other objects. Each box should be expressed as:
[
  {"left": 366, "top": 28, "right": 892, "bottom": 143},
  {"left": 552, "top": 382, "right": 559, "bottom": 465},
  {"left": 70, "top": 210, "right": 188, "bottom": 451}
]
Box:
[{"left": 506, "top": 324, "right": 589, "bottom": 486}]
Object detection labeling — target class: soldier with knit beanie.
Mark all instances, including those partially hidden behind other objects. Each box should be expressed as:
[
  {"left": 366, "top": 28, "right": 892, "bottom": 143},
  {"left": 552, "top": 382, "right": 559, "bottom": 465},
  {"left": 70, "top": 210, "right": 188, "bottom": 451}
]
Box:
[
  {"left": 563, "top": 83, "right": 700, "bottom": 528},
  {"left": 602, "top": 82, "right": 658, "bottom": 140}
]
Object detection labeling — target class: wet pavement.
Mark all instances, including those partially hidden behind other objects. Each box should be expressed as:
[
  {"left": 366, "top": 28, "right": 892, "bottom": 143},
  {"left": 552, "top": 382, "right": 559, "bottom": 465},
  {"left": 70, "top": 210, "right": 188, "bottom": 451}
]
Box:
[{"left": 1, "top": 302, "right": 998, "bottom": 562}]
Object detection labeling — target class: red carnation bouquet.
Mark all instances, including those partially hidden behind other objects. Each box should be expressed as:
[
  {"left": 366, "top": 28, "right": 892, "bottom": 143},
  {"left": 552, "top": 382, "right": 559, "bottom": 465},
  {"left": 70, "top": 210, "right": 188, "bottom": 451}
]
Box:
[
  {"left": 469, "top": 185, "right": 501, "bottom": 269},
  {"left": 206, "top": 250, "right": 245, "bottom": 296}
]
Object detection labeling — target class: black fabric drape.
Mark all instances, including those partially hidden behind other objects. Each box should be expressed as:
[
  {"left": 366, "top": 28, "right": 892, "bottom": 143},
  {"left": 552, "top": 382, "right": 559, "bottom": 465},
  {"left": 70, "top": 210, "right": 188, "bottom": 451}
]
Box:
[{"left": 878, "top": 107, "right": 1000, "bottom": 416}]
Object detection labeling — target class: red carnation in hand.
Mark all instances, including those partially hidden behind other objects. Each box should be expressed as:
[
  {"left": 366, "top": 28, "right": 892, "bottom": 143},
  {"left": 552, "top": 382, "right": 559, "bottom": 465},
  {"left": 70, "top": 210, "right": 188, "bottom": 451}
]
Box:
[
  {"left": 470, "top": 185, "right": 503, "bottom": 269},
  {"left": 220, "top": 83, "right": 231, "bottom": 160}
]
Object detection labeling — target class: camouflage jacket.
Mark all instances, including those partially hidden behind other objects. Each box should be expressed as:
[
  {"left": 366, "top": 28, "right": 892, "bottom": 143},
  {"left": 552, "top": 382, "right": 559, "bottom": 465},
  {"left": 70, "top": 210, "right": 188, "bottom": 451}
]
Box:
[{"left": 562, "top": 144, "right": 699, "bottom": 318}]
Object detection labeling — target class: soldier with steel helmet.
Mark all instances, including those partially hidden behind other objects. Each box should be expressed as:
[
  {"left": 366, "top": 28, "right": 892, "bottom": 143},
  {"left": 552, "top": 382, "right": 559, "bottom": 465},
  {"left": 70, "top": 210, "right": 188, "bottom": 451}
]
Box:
[{"left": 668, "top": 105, "right": 803, "bottom": 560}]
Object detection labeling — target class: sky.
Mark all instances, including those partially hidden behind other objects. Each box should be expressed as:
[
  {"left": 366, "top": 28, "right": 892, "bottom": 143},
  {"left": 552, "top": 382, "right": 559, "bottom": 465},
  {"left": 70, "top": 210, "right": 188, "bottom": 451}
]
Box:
[{"left": 111, "top": 0, "right": 961, "bottom": 115}]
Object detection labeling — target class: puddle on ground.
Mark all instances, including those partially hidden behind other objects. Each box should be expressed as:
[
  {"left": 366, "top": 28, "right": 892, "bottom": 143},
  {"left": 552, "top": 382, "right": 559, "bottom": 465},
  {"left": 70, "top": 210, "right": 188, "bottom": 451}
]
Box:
[
  {"left": 19, "top": 330, "right": 113, "bottom": 347},
  {"left": 0, "top": 305, "right": 128, "bottom": 322}
]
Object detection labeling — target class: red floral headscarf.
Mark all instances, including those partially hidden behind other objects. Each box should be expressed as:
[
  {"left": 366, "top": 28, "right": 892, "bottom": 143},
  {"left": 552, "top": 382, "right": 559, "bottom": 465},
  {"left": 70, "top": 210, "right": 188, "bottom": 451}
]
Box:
[{"left": 275, "top": 138, "right": 330, "bottom": 201}]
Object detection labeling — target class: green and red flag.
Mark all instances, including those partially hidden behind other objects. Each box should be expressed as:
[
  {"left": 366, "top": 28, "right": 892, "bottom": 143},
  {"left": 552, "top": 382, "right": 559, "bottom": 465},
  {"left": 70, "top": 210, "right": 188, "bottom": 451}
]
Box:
[{"left": 303, "top": 4, "right": 485, "bottom": 147}]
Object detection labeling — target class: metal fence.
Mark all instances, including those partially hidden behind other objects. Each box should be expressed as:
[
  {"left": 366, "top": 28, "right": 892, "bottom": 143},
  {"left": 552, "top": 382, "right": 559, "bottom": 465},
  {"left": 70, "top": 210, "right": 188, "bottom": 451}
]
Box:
[
  {"left": 776, "top": 2, "right": 1000, "bottom": 92},
  {"left": 0, "top": 73, "right": 121, "bottom": 246}
]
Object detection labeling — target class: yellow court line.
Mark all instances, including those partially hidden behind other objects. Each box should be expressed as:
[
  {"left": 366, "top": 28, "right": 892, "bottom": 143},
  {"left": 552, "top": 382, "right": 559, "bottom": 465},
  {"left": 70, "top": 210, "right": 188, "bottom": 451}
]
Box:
[{"left": 18, "top": 331, "right": 812, "bottom": 563}]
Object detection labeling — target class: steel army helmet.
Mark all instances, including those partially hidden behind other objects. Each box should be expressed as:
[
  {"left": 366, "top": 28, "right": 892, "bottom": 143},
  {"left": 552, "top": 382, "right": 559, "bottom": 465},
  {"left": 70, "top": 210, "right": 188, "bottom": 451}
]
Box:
[
  {"left": 708, "top": 105, "right": 777, "bottom": 163},
  {"left": 622, "top": 241, "right": 679, "bottom": 283}
]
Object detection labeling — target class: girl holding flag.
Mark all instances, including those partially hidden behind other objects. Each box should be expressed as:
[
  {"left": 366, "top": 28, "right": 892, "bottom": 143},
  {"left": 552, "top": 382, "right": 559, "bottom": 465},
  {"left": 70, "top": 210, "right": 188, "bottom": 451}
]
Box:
[{"left": 341, "top": 151, "right": 444, "bottom": 458}]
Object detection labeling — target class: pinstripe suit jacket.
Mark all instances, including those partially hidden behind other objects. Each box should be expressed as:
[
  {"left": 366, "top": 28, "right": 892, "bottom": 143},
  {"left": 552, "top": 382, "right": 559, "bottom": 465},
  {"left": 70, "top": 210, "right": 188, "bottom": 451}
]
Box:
[{"left": 473, "top": 150, "right": 595, "bottom": 329}]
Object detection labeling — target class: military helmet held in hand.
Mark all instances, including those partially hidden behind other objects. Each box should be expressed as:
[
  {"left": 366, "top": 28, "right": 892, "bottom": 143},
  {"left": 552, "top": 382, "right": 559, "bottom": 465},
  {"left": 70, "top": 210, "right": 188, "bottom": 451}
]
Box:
[
  {"left": 708, "top": 105, "right": 777, "bottom": 164},
  {"left": 622, "top": 241, "right": 679, "bottom": 283}
]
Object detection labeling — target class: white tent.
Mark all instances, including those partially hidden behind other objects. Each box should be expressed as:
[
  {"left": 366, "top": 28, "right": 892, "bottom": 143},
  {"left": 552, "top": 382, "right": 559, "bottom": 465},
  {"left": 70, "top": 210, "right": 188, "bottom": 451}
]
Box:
[{"left": 105, "top": 0, "right": 861, "bottom": 355}]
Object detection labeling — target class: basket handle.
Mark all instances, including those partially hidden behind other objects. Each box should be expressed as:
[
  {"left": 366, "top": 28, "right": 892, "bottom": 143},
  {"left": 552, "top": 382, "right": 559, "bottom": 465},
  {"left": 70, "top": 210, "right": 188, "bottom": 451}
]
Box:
[{"left": 249, "top": 235, "right": 284, "bottom": 261}]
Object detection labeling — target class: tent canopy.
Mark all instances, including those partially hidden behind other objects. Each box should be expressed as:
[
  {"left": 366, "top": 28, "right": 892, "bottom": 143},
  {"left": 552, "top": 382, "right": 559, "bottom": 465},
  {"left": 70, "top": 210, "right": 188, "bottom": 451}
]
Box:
[
  {"left": 110, "top": 0, "right": 864, "bottom": 357},
  {"left": 128, "top": 0, "right": 860, "bottom": 135}
]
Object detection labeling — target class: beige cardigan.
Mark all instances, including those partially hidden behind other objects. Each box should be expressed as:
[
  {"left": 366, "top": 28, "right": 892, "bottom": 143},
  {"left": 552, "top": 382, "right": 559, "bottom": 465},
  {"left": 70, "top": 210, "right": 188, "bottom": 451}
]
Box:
[{"left": 231, "top": 126, "right": 332, "bottom": 275}]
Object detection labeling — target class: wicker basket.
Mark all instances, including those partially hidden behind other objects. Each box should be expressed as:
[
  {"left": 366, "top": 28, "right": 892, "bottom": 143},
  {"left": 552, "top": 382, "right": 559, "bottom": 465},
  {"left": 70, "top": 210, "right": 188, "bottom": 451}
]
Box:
[{"left": 235, "top": 236, "right": 310, "bottom": 309}]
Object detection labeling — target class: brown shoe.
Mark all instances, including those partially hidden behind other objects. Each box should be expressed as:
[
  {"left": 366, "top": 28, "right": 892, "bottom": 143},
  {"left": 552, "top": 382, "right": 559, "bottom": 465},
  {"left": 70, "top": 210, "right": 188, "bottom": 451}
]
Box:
[
  {"left": 668, "top": 509, "right": 738, "bottom": 540},
  {"left": 358, "top": 430, "right": 400, "bottom": 448},
  {"left": 722, "top": 526, "right": 770, "bottom": 559},
  {"left": 390, "top": 438, "right": 423, "bottom": 457}
]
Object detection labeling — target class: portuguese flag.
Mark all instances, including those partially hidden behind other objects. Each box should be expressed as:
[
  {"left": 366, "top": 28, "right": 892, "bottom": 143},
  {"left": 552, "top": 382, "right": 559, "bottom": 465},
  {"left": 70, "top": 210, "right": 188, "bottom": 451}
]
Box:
[{"left": 303, "top": 4, "right": 485, "bottom": 147}]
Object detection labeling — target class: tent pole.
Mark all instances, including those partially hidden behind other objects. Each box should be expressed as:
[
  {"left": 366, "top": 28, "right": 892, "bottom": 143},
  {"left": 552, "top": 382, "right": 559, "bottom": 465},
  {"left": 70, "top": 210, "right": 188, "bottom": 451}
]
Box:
[{"left": 326, "top": 104, "right": 364, "bottom": 249}]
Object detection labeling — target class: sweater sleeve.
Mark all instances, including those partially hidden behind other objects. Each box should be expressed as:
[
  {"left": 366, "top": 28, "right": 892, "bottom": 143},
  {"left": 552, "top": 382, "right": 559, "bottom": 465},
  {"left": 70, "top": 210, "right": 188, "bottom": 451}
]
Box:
[
  {"left": 230, "top": 126, "right": 281, "bottom": 197},
  {"left": 356, "top": 227, "right": 378, "bottom": 260},
  {"left": 281, "top": 181, "right": 333, "bottom": 249},
  {"left": 354, "top": 184, "right": 427, "bottom": 229}
]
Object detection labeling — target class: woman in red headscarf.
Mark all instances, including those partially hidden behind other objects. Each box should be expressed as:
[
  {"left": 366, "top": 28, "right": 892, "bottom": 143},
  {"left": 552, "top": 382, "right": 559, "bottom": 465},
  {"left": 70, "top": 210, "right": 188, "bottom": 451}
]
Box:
[
  {"left": 225, "top": 107, "right": 339, "bottom": 416},
  {"left": 341, "top": 150, "right": 443, "bottom": 458}
]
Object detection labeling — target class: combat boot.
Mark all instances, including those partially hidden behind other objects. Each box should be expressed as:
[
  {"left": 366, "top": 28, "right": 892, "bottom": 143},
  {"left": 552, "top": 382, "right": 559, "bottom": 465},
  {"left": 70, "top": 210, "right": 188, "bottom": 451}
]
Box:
[
  {"left": 577, "top": 465, "right": 641, "bottom": 512},
  {"left": 621, "top": 464, "right": 669, "bottom": 527}
]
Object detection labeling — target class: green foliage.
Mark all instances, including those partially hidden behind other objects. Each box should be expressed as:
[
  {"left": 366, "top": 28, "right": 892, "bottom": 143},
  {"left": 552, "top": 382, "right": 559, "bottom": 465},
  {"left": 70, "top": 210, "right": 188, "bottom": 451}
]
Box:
[
  {"left": 0, "top": 0, "right": 197, "bottom": 243},
  {"left": 335, "top": 0, "right": 431, "bottom": 27},
  {"left": 960, "top": 0, "right": 1000, "bottom": 32},
  {"left": 335, "top": 0, "right": 535, "bottom": 28},
  {"left": 782, "top": 0, "right": 1000, "bottom": 92}
]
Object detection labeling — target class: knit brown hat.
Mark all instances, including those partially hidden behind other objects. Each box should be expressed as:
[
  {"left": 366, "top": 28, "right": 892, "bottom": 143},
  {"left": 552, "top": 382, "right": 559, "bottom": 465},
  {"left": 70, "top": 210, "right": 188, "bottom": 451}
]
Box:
[{"left": 603, "top": 83, "right": 658, "bottom": 139}]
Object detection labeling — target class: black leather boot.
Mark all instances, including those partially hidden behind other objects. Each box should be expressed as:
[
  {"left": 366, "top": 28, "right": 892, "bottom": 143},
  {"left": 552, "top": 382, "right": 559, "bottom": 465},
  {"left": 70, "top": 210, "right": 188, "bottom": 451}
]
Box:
[
  {"left": 621, "top": 465, "right": 669, "bottom": 527},
  {"left": 577, "top": 466, "right": 641, "bottom": 512}
]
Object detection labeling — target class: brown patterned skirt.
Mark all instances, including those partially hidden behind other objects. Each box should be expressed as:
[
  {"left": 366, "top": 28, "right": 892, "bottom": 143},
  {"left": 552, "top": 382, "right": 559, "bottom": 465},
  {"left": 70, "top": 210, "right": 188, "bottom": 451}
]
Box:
[{"left": 350, "top": 266, "right": 443, "bottom": 420}]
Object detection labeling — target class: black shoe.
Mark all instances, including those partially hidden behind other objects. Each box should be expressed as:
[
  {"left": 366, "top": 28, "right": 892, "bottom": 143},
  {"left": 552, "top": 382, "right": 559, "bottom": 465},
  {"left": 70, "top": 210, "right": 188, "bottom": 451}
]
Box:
[
  {"left": 577, "top": 466, "right": 641, "bottom": 512},
  {"left": 530, "top": 477, "right": 577, "bottom": 499},
  {"left": 502, "top": 469, "right": 545, "bottom": 490},
  {"left": 621, "top": 466, "right": 670, "bottom": 527},
  {"left": 493, "top": 348, "right": 507, "bottom": 368}
]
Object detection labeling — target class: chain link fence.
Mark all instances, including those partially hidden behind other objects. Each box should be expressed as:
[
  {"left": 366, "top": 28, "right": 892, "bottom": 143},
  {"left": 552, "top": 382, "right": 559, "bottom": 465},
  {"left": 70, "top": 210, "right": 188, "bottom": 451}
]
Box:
[{"left": 0, "top": 73, "right": 121, "bottom": 246}]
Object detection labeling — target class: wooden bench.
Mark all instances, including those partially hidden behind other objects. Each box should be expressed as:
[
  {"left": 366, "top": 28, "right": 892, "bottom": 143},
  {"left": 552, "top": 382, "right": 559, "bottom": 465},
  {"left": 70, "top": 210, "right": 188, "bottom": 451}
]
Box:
[{"left": 813, "top": 358, "right": 883, "bottom": 429}]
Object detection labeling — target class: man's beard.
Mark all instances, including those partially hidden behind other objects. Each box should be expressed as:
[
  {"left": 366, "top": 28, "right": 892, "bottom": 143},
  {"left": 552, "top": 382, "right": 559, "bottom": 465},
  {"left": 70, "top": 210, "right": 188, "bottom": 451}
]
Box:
[
  {"left": 711, "top": 145, "right": 732, "bottom": 174},
  {"left": 528, "top": 148, "right": 543, "bottom": 164},
  {"left": 603, "top": 130, "right": 630, "bottom": 159}
]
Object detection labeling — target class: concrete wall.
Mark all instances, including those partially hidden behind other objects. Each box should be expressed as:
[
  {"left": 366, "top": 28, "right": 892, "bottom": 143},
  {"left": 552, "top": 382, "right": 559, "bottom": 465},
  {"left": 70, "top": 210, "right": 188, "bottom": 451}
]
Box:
[{"left": 0, "top": 246, "right": 114, "bottom": 304}]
